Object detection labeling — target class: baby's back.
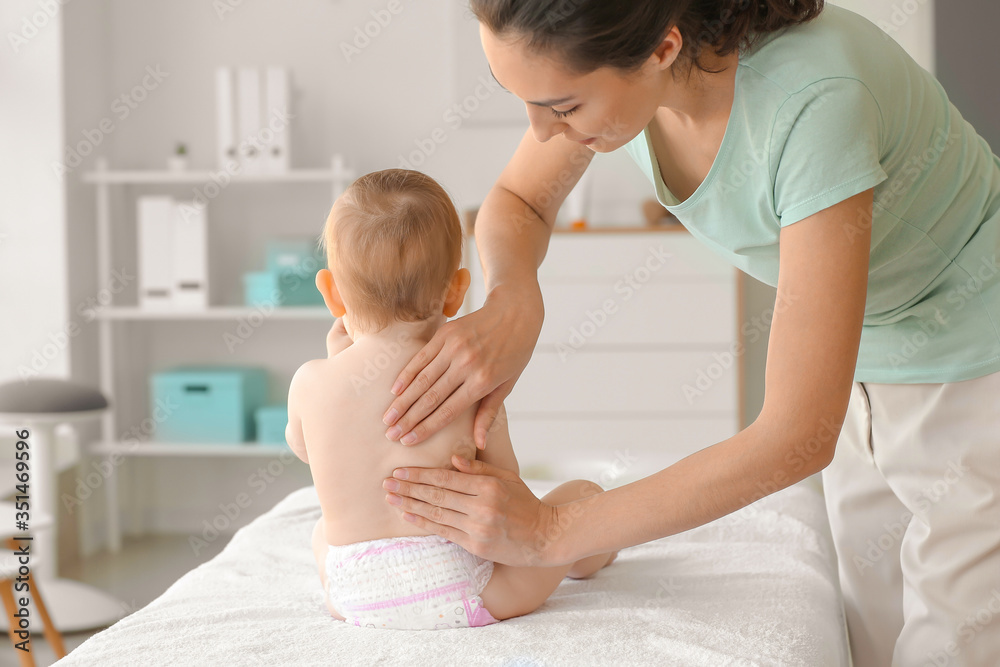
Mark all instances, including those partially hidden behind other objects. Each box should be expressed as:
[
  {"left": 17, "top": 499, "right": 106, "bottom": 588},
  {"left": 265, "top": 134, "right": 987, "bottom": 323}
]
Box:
[{"left": 298, "top": 336, "right": 477, "bottom": 546}]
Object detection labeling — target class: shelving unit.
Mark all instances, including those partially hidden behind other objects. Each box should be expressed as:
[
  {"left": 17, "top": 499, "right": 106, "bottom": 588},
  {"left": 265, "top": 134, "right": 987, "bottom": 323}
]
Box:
[{"left": 83, "top": 156, "right": 344, "bottom": 551}]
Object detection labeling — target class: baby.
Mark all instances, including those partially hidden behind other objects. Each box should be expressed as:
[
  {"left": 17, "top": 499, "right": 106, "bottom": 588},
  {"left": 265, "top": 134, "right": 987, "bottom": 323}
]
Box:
[{"left": 285, "top": 168, "right": 616, "bottom": 630}]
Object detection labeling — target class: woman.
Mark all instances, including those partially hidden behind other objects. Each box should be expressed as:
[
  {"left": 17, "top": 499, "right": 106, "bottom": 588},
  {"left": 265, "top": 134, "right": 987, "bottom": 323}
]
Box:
[{"left": 378, "top": 2, "right": 1000, "bottom": 664}]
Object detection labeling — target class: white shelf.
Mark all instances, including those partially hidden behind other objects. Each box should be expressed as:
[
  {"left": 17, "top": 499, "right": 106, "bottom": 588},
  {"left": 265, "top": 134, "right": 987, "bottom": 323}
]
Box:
[
  {"left": 87, "top": 156, "right": 344, "bottom": 552},
  {"left": 82, "top": 169, "right": 337, "bottom": 184},
  {"left": 97, "top": 306, "right": 331, "bottom": 320},
  {"left": 90, "top": 441, "right": 295, "bottom": 457}
]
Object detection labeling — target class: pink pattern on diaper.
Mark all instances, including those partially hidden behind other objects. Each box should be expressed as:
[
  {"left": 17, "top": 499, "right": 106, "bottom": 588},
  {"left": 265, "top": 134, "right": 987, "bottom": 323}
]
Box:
[
  {"left": 345, "top": 581, "right": 471, "bottom": 612},
  {"left": 465, "top": 597, "right": 499, "bottom": 627},
  {"left": 334, "top": 541, "right": 410, "bottom": 567}
]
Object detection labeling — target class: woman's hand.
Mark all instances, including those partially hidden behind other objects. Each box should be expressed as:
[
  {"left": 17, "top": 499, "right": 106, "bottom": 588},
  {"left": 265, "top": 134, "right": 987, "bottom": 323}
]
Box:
[
  {"left": 383, "top": 456, "right": 564, "bottom": 567},
  {"left": 382, "top": 284, "right": 543, "bottom": 449}
]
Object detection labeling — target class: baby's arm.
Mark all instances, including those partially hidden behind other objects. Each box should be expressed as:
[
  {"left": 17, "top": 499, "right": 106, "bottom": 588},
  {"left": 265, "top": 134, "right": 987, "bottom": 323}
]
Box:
[
  {"left": 286, "top": 360, "right": 321, "bottom": 464},
  {"left": 326, "top": 316, "right": 353, "bottom": 358},
  {"left": 299, "top": 316, "right": 349, "bottom": 458},
  {"left": 475, "top": 404, "right": 519, "bottom": 475}
]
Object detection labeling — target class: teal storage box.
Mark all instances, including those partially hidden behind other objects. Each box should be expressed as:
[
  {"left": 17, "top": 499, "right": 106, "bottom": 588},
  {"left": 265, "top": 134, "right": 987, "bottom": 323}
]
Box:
[
  {"left": 265, "top": 238, "right": 324, "bottom": 274},
  {"left": 243, "top": 270, "right": 324, "bottom": 307},
  {"left": 151, "top": 366, "right": 269, "bottom": 443},
  {"left": 255, "top": 404, "right": 289, "bottom": 444}
]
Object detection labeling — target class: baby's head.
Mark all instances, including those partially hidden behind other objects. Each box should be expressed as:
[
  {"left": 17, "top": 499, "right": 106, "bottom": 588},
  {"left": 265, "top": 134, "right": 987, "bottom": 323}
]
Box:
[{"left": 316, "top": 169, "right": 470, "bottom": 336}]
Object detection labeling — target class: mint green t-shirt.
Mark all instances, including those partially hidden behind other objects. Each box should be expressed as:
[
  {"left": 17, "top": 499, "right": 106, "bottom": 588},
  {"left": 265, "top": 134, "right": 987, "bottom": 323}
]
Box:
[{"left": 622, "top": 4, "right": 1000, "bottom": 384}]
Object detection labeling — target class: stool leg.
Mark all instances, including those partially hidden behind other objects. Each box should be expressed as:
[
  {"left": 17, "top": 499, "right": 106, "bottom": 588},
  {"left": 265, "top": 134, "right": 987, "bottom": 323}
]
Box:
[
  {"left": 0, "top": 577, "right": 34, "bottom": 667},
  {"left": 30, "top": 424, "right": 58, "bottom": 581},
  {"left": 25, "top": 572, "right": 66, "bottom": 658},
  {"left": 105, "top": 453, "right": 121, "bottom": 553}
]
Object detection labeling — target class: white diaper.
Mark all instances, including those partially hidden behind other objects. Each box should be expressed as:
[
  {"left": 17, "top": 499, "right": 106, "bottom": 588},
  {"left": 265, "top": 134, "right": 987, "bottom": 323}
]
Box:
[{"left": 324, "top": 534, "right": 498, "bottom": 630}]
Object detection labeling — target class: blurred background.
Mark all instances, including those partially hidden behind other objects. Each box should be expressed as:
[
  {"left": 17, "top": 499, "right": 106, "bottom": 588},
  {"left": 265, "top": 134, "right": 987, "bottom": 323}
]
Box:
[{"left": 0, "top": 0, "right": 996, "bottom": 662}]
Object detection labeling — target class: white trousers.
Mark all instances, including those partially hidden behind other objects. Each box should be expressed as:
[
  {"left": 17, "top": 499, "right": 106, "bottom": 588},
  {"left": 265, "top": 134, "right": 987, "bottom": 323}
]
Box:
[{"left": 822, "top": 371, "right": 1000, "bottom": 667}]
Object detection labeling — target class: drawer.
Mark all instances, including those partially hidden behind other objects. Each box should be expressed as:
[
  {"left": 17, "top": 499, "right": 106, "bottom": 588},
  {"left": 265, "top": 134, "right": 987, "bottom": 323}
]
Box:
[
  {"left": 466, "top": 233, "right": 733, "bottom": 289},
  {"left": 506, "top": 349, "right": 740, "bottom": 414},
  {"left": 503, "top": 416, "right": 739, "bottom": 486},
  {"left": 539, "top": 233, "right": 732, "bottom": 282},
  {"left": 464, "top": 235, "right": 737, "bottom": 321},
  {"left": 534, "top": 282, "right": 737, "bottom": 346}
]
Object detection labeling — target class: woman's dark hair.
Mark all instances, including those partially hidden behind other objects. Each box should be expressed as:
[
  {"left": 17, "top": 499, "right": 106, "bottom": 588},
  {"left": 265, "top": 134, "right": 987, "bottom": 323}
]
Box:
[{"left": 470, "top": 0, "right": 825, "bottom": 75}]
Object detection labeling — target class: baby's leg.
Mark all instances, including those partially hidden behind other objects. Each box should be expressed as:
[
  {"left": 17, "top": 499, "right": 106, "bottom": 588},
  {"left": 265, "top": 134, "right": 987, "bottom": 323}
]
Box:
[
  {"left": 311, "top": 518, "right": 345, "bottom": 620},
  {"left": 545, "top": 480, "right": 618, "bottom": 579},
  {"left": 479, "top": 479, "right": 617, "bottom": 621}
]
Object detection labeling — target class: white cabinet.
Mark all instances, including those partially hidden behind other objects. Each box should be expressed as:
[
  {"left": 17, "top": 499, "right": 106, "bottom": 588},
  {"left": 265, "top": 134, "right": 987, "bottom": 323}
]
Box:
[{"left": 466, "top": 229, "right": 744, "bottom": 486}]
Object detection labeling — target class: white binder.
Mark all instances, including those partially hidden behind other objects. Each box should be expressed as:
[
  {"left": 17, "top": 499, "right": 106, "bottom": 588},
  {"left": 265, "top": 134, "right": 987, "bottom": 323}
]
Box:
[
  {"left": 138, "top": 196, "right": 175, "bottom": 309},
  {"left": 215, "top": 67, "right": 238, "bottom": 170},
  {"left": 264, "top": 67, "right": 290, "bottom": 173},
  {"left": 172, "top": 202, "right": 209, "bottom": 309},
  {"left": 237, "top": 67, "right": 263, "bottom": 175}
]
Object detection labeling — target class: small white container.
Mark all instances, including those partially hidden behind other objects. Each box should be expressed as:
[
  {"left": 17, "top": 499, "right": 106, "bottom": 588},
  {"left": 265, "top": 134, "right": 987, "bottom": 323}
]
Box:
[{"left": 167, "top": 155, "right": 188, "bottom": 172}]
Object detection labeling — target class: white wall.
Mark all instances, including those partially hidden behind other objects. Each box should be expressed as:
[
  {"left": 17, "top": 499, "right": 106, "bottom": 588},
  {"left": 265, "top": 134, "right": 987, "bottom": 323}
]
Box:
[
  {"left": 83, "top": 0, "right": 646, "bottom": 225},
  {"left": 0, "top": 0, "right": 96, "bottom": 573},
  {"left": 59, "top": 0, "right": 116, "bottom": 562},
  {"left": 831, "top": 0, "right": 935, "bottom": 73},
  {"left": 0, "top": 1, "right": 70, "bottom": 382}
]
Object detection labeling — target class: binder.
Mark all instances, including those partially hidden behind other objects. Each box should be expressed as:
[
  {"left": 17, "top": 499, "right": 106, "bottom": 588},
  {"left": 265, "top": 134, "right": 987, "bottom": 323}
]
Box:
[
  {"left": 138, "top": 196, "right": 175, "bottom": 309},
  {"left": 237, "top": 67, "right": 263, "bottom": 175},
  {"left": 172, "top": 202, "right": 209, "bottom": 309},
  {"left": 215, "top": 67, "right": 238, "bottom": 170},
  {"left": 264, "top": 67, "right": 290, "bottom": 173}
]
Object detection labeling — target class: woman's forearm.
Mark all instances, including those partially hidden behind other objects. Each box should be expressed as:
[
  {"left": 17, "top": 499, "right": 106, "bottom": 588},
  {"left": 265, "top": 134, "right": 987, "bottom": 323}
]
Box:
[
  {"left": 546, "top": 415, "right": 840, "bottom": 564},
  {"left": 474, "top": 184, "right": 553, "bottom": 297}
]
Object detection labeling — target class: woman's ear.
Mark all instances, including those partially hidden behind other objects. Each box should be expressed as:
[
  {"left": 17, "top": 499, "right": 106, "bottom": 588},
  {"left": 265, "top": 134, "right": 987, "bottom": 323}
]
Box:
[
  {"left": 650, "top": 24, "right": 683, "bottom": 71},
  {"left": 443, "top": 268, "right": 471, "bottom": 317},
  {"left": 315, "top": 269, "right": 347, "bottom": 317}
]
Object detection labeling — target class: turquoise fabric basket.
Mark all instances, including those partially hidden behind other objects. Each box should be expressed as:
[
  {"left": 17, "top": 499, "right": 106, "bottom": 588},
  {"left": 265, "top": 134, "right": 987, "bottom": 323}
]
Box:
[
  {"left": 243, "top": 270, "right": 325, "bottom": 307},
  {"left": 265, "top": 238, "right": 323, "bottom": 274},
  {"left": 151, "top": 366, "right": 269, "bottom": 443},
  {"left": 255, "top": 404, "right": 289, "bottom": 444}
]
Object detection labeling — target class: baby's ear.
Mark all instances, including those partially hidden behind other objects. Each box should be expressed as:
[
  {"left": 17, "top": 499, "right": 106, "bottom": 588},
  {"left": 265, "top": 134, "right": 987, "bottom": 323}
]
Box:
[
  {"left": 443, "top": 268, "right": 471, "bottom": 317},
  {"left": 315, "top": 269, "right": 347, "bottom": 317}
]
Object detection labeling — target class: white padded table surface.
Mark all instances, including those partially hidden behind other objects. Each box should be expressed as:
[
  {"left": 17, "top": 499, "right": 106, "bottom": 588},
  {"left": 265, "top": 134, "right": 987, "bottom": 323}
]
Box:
[{"left": 58, "top": 480, "right": 849, "bottom": 666}]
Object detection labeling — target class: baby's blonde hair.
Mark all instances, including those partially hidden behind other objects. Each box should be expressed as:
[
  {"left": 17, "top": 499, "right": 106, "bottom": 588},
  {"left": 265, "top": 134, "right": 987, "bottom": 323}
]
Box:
[{"left": 322, "top": 169, "right": 463, "bottom": 332}]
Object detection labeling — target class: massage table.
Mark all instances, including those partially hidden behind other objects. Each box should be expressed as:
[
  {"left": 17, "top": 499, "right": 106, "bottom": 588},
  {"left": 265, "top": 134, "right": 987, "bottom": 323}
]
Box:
[{"left": 58, "top": 479, "right": 850, "bottom": 666}]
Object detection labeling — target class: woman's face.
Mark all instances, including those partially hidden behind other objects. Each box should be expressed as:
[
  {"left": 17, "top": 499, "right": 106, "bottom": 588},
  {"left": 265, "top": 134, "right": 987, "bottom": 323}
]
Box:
[{"left": 480, "top": 25, "right": 678, "bottom": 153}]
